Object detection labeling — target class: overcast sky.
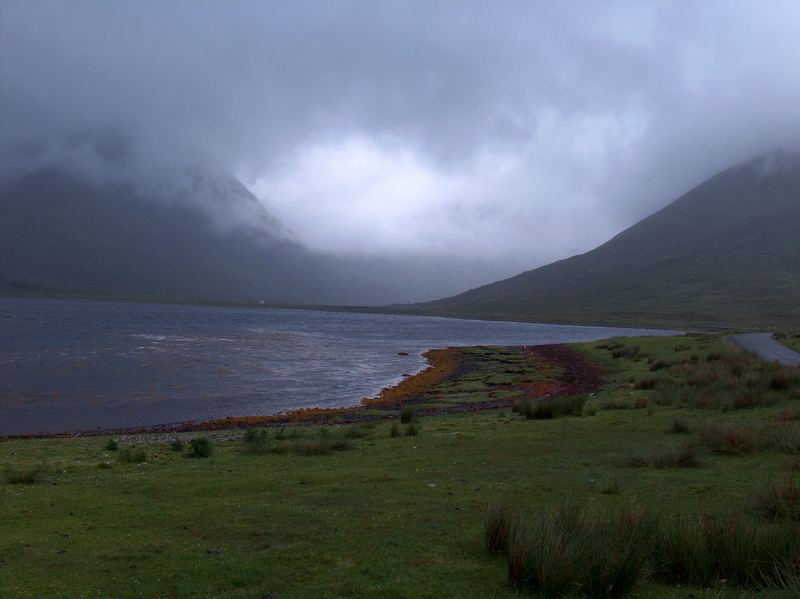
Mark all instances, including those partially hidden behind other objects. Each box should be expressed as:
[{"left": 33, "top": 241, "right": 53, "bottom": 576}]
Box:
[{"left": 2, "top": 0, "right": 799, "bottom": 272}]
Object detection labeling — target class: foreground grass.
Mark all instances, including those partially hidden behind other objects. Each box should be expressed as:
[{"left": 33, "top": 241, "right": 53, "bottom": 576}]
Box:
[{"left": 1, "top": 335, "right": 799, "bottom": 597}]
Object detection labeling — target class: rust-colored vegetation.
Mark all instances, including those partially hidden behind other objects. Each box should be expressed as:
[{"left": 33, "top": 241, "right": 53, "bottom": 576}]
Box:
[
  {"left": 157, "top": 348, "right": 462, "bottom": 431},
  {"left": 2, "top": 344, "right": 603, "bottom": 439}
]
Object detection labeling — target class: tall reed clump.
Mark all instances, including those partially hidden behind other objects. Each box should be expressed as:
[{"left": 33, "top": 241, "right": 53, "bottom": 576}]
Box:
[
  {"left": 653, "top": 514, "right": 800, "bottom": 588},
  {"left": 692, "top": 422, "right": 756, "bottom": 456},
  {"left": 496, "top": 504, "right": 655, "bottom": 598},
  {"left": 500, "top": 503, "right": 655, "bottom": 598},
  {"left": 484, "top": 500, "right": 515, "bottom": 554},
  {"left": 763, "top": 424, "right": 800, "bottom": 455},
  {"left": 487, "top": 503, "right": 800, "bottom": 595},
  {"left": 757, "top": 478, "right": 800, "bottom": 521}
]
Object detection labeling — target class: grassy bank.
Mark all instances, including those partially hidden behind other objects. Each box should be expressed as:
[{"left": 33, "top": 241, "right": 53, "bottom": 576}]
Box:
[
  {"left": 2, "top": 335, "right": 799, "bottom": 597},
  {"left": 776, "top": 330, "right": 800, "bottom": 353}
]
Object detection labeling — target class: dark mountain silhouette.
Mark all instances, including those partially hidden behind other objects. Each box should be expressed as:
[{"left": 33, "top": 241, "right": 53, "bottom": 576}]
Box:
[
  {"left": 419, "top": 151, "right": 800, "bottom": 328},
  {"left": 0, "top": 167, "right": 373, "bottom": 304}
]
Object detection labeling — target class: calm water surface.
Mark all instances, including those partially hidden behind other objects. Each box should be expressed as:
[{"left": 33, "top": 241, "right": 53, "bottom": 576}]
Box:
[{"left": 0, "top": 297, "right": 676, "bottom": 434}]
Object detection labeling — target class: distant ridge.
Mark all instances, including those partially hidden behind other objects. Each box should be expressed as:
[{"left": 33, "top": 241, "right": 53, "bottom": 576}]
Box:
[
  {"left": 0, "top": 167, "right": 371, "bottom": 304},
  {"left": 419, "top": 151, "right": 800, "bottom": 328}
]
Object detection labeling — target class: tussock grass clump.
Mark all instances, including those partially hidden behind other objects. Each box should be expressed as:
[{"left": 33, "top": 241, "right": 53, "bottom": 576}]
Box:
[
  {"left": 389, "top": 423, "right": 401, "bottom": 438},
  {"left": 775, "top": 408, "right": 800, "bottom": 422},
  {"left": 297, "top": 437, "right": 352, "bottom": 456},
  {"left": 405, "top": 422, "right": 419, "bottom": 436},
  {"left": 241, "top": 429, "right": 271, "bottom": 453},
  {"left": 653, "top": 514, "right": 800, "bottom": 588},
  {"left": 664, "top": 353, "right": 799, "bottom": 411},
  {"left": 491, "top": 503, "right": 800, "bottom": 594},
  {"left": 504, "top": 503, "right": 655, "bottom": 597},
  {"left": 629, "top": 447, "right": 701, "bottom": 469},
  {"left": 105, "top": 439, "right": 119, "bottom": 451},
  {"left": 600, "top": 398, "right": 631, "bottom": 410},
  {"left": 188, "top": 436, "right": 213, "bottom": 458},
  {"left": 651, "top": 384, "right": 692, "bottom": 406},
  {"left": 763, "top": 424, "right": 800, "bottom": 455},
  {"left": 285, "top": 428, "right": 305, "bottom": 439},
  {"left": 118, "top": 447, "right": 147, "bottom": 463},
  {"left": 170, "top": 439, "right": 184, "bottom": 452},
  {"left": 244, "top": 428, "right": 268, "bottom": 443},
  {"left": 518, "top": 395, "right": 587, "bottom": 419},
  {"left": 634, "top": 377, "right": 665, "bottom": 390},
  {"left": 343, "top": 426, "right": 368, "bottom": 439},
  {"left": 612, "top": 345, "right": 640, "bottom": 359},
  {"left": 484, "top": 500, "right": 515, "bottom": 554},
  {"left": 693, "top": 422, "right": 756, "bottom": 456},
  {"left": 3, "top": 464, "right": 47, "bottom": 484},
  {"left": 599, "top": 479, "right": 620, "bottom": 495},
  {"left": 758, "top": 478, "right": 800, "bottom": 521},
  {"left": 768, "top": 369, "right": 800, "bottom": 391},
  {"left": 648, "top": 359, "right": 674, "bottom": 372},
  {"left": 399, "top": 406, "right": 416, "bottom": 423},
  {"left": 668, "top": 416, "right": 691, "bottom": 434},
  {"left": 726, "top": 390, "right": 779, "bottom": 410}
]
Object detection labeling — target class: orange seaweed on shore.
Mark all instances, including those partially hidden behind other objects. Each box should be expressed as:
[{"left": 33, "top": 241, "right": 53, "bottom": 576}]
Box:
[
  {"left": 1, "top": 344, "right": 602, "bottom": 440},
  {"left": 201, "top": 347, "right": 461, "bottom": 429},
  {"left": 362, "top": 347, "right": 460, "bottom": 409}
]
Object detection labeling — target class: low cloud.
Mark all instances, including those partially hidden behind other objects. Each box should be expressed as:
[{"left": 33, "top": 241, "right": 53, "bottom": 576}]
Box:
[{"left": 2, "top": 1, "right": 799, "bottom": 270}]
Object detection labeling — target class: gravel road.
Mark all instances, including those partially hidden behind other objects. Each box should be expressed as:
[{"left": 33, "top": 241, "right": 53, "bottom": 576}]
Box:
[{"left": 730, "top": 333, "right": 800, "bottom": 367}]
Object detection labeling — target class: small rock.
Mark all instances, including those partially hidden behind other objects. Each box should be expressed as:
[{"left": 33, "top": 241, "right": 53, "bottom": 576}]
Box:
[{"left": 207, "top": 548, "right": 221, "bottom": 555}]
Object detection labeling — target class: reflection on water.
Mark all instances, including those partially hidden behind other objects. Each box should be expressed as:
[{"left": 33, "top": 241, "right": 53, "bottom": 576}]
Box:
[{"left": 0, "top": 297, "right": 676, "bottom": 434}]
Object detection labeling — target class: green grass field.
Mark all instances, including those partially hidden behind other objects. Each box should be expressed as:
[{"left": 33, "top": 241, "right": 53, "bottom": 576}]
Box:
[{"left": 2, "top": 335, "right": 800, "bottom": 597}]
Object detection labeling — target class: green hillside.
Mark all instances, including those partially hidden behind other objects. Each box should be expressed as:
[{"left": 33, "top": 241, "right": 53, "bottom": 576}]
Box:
[
  {"left": 0, "top": 168, "right": 370, "bottom": 304},
  {"left": 420, "top": 151, "right": 800, "bottom": 328}
]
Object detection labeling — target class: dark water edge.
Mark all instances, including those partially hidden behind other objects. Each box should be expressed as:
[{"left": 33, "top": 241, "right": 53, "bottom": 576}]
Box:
[{"left": 0, "top": 296, "right": 678, "bottom": 435}]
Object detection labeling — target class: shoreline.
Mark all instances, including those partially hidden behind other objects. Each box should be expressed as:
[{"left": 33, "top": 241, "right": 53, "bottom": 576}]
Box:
[
  {"left": 0, "top": 347, "right": 462, "bottom": 441},
  {"left": 0, "top": 289, "right": 692, "bottom": 331},
  {"left": 0, "top": 343, "right": 603, "bottom": 442}
]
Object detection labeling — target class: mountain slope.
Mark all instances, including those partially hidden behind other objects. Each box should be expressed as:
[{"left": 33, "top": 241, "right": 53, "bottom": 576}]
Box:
[
  {"left": 420, "top": 151, "right": 800, "bottom": 328},
  {"left": 0, "top": 167, "right": 372, "bottom": 304}
]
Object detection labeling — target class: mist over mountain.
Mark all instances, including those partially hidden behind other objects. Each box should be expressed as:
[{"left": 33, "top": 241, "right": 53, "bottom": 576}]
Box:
[
  {"left": 418, "top": 151, "right": 800, "bottom": 328},
  {"left": 4, "top": 2, "right": 800, "bottom": 283},
  {"left": 2, "top": 3, "right": 800, "bottom": 319},
  {"left": 0, "top": 157, "right": 506, "bottom": 304},
  {"left": 0, "top": 165, "right": 380, "bottom": 304}
]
